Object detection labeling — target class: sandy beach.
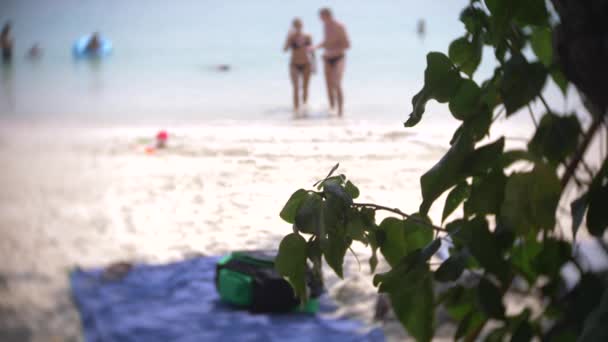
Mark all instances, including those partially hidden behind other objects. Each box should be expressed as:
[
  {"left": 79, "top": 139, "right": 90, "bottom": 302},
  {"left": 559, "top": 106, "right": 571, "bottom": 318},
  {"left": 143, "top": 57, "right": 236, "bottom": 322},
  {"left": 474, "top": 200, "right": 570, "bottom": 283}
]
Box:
[
  {"left": 0, "top": 118, "right": 447, "bottom": 340},
  {"left": 1, "top": 116, "right": 604, "bottom": 341}
]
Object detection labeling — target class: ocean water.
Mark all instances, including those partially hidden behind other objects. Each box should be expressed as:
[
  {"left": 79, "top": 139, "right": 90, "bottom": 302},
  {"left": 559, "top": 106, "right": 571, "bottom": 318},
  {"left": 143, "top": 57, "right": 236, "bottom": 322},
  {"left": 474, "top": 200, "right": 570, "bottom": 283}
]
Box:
[{"left": 0, "top": 0, "right": 483, "bottom": 122}]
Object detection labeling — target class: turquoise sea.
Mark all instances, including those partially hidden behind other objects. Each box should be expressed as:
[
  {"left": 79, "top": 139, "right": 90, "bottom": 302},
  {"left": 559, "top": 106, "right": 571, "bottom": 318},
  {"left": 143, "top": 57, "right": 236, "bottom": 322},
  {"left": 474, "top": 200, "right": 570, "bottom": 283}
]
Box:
[{"left": 1, "top": 0, "right": 575, "bottom": 124}]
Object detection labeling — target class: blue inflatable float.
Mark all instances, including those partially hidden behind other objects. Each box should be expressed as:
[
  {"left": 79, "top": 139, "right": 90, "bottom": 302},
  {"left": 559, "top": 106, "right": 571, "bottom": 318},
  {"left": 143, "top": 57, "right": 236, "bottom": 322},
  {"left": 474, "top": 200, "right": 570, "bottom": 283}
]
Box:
[{"left": 72, "top": 34, "right": 112, "bottom": 58}]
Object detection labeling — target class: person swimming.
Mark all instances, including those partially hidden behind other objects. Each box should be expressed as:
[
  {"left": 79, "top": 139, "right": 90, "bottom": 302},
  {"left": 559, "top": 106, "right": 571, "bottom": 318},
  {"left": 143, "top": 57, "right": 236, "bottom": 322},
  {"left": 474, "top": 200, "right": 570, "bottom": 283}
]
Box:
[
  {"left": 314, "top": 8, "right": 350, "bottom": 117},
  {"left": 85, "top": 32, "right": 101, "bottom": 53},
  {"left": 283, "top": 18, "right": 314, "bottom": 114},
  {"left": 1, "top": 23, "right": 13, "bottom": 64}
]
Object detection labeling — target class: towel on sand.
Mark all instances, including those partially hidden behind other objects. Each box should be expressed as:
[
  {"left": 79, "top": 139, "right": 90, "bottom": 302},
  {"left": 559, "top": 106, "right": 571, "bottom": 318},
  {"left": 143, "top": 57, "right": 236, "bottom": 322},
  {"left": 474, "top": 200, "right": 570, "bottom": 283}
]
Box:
[{"left": 70, "top": 256, "right": 385, "bottom": 342}]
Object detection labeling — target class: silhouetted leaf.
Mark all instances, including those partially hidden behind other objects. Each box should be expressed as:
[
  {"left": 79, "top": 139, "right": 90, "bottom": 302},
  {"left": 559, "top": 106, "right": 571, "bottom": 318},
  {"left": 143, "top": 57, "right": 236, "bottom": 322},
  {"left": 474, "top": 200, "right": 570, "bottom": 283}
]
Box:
[
  {"left": 464, "top": 137, "right": 505, "bottom": 175},
  {"left": 534, "top": 238, "right": 571, "bottom": 278},
  {"left": 528, "top": 113, "right": 581, "bottom": 166},
  {"left": 344, "top": 180, "right": 360, "bottom": 199},
  {"left": 449, "top": 36, "right": 482, "bottom": 77},
  {"left": 294, "top": 193, "right": 324, "bottom": 234},
  {"left": 420, "top": 131, "right": 474, "bottom": 215},
  {"left": 464, "top": 168, "right": 507, "bottom": 216},
  {"left": 458, "top": 217, "right": 509, "bottom": 280},
  {"left": 345, "top": 209, "right": 366, "bottom": 242},
  {"left": 435, "top": 251, "right": 467, "bottom": 282},
  {"left": 501, "top": 164, "right": 560, "bottom": 233},
  {"left": 570, "top": 194, "right": 588, "bottom": 240},
  {"left": 276, "top": 233, "right": 308, "bottom": 299},
  {"left": 280, "top": 189, "right": 308, "bottom": 224},
  {"left": 322, "top": 230, "right": 351, "bottom": 278},
  {"left": 425, "top": 52, "right": 462, "bottom": 103},
  {"left": 442, "top": 181, "right": 470, "bottom": 222},
  {"left": 477, "top": 277, "right": 505, "bottom": 319},
  {"left": 500, "top": 150, "right": 536, "bottom": 168},
  {"left": 405, "top": 87, "right": 430, "bottom": 127},
  {"left": 500, "top": 55, "right": 547, "bottom": 115},
  {"left": 530, "top": 27, "right": 553, "bottom": 67},
  {"left": 449, "top": 79, "right": 482, "bottom": 120}
]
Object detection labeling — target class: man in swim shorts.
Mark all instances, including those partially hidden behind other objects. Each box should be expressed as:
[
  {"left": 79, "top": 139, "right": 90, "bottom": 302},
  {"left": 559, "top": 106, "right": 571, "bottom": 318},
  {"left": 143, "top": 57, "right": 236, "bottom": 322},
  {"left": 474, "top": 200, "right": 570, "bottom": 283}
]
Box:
[{"left": 315, "top": 8, "right": 350, "bottom": 117}]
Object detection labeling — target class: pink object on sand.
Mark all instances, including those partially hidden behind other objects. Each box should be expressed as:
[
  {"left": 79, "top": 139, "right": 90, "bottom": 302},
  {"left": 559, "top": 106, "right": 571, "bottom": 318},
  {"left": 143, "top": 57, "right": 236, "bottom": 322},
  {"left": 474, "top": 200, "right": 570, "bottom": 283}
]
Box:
[{"left": 156, "top": 131, "right": 168, "bottom": 141}]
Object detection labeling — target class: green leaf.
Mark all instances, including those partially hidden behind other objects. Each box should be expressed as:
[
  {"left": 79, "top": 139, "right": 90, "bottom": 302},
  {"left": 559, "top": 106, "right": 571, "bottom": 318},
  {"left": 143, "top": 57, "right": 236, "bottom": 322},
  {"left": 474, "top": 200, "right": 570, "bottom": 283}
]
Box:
[
  {"left": 570, "top": 194, "right": 588, "bottom": 241},
  {"left": 587, "top": 184, "right": 608, "bottom": 237},
  {"left": 345, "top": 209, "right": 367, "bottom": 242},
  {"left": 449, "top": 79, "right": 482, "bottom": 120},
  {"left": 322, "top": 230, "right": 351, "bottom": 278},
  {"left": 294, "top": 193, "right": 324, "bottom": 234},
  {"left": 460, "top": 6, "right": 487, "bottom": 35},
  {"left": 500, "top": 55, "right": 548, "bottom": 115},
  {"left": 314, "top": 163, "right": 341, "bottom": 188},
  {"left": 457, "top": 217, "right": 509, "bottom": 280},
  {"left": 464, "top": 168, "right": 507, "bottom": 216},
  {"left": 344, "top": 180, "right": 360, "bottom": 199},
  {"left": 378, "top": 215, "right": 434, "bottom": 267},
  {"left": 425, "top": 52, "right": 462, "bottom": 103},
  {"left": 368, "top": 228, "right": 380, "bottom": 273},
  {"left": 528, "top": 113, "right": 582, "bottom": 166},
  {"left": 442, "top": 181, "right": 470, "bottom": 222},
  {"left": 435, "top": 251, "right": 467, "bottom": 282},
  {"left": 405, "top": 87, "right": 430, "bottom": 127},
  {"left": 374, "top": 250, "right": 435, "bottom": 342},
  {"left": 379, "top": 217, "right": 407, "bottom": 266},
  {"left": 513, "top": 0, "right": 548, "bottom": 26},
  {"left": 420, "top": 130, "right": 474, "bottom": 215},
  {"left": 501, "top": 164, "right": 560, "bottom": 233},
  {"left": 405, "top": 52, "right": 462, "bottom": 127},
  {"left": 464, "top": 137, "right": 505, "bottom": 175},
  {"left": 551, "top": 69, "right": 568, "bottom": 95},
  {"left": 280, "top": 189, "right": 308, "bottom": 224},
  {"left": 449, "top": 36, "right": 482, "bottom": 77},
  {"left": 511, "top": 237, "right": 542, "bottom": 284},
  {"left": 477, "top": 277, "right": 505, "bottom": 319},
  {"left": 533, "top": 238, "right": 571, "bottom": 278},
  {"left": 511, "top": 320, "right": 533, "bottom": 342},
  {"left": 390, "top": 275, "right": 435, "bottom": 342},
  {"left": 275, "top": 233, "right": 308, "bottom": 300},
  {"left": 530, "top": 27, "right": 553, "bottom": 67}
]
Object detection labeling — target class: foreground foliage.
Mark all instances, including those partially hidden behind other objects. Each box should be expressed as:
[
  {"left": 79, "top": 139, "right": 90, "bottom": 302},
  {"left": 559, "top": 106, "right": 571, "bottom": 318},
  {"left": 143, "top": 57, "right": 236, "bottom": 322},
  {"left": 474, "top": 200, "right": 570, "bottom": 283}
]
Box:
[{"left": 276, "top": 0, "right": 608, "bottom": 340}]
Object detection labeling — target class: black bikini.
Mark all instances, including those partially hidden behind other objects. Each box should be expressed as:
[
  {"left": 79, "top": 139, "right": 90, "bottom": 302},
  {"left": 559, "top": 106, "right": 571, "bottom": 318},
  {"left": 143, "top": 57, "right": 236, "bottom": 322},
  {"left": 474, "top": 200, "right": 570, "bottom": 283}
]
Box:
[
  {"left": 290, "top": 36, "right": 311, "bottom": 73},
  {"left": 292, "top": 63, "right": 308, "bottom": 73},
  {"left": 325, "top": 55, "right": 344, "bottom": 67}
]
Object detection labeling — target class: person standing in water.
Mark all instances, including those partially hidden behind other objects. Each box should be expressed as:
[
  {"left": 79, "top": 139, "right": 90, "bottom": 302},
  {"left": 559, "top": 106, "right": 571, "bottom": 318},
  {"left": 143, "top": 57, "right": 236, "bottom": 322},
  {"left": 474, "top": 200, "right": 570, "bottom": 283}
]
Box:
[
  {"left": 1, "top": 22, "right": 14, "bottom": 64},
  {"left": 315, "top": 8, "right": 350, "bottom": 117},
  {"left": 283, "top": 18, "right": 313, "bottom": 114}
]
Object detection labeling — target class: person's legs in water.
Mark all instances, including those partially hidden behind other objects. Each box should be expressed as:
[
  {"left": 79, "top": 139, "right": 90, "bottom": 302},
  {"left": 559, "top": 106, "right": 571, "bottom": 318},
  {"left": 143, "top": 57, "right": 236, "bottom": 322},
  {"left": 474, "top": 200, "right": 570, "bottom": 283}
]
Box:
[
  {"left": 290, "top": 64, "right": 301, "bottom": 112},
  {"left": 335, "top": 57, "right": 346, "bottom": 116},
  {"left": 302, "top": 64, "right": 312, "bottom": 106},
  {"left": 324, "top": 59, "right": 336, "bottom": 110}
]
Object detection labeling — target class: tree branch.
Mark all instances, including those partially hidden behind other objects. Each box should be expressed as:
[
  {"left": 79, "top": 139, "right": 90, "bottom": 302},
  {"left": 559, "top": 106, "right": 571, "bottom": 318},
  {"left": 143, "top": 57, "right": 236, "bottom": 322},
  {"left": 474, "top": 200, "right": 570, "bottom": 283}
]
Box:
[
  {"left": 561, "top": 116, "right": 603, "bottom": 191},
  {"left": 352, "top": 202, "right": 448, "bottom": 232}
]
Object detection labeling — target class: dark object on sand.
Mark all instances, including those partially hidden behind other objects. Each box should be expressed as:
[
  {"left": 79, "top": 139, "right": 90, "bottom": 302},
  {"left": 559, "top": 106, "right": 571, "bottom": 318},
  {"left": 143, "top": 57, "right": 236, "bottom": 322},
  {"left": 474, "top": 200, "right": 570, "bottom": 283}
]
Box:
[
  {"left": 102, "top": 261, "right": 133, "bottom": 281},
  {"left": 215, "top": 251, "right": 322, "bottom": 313}
]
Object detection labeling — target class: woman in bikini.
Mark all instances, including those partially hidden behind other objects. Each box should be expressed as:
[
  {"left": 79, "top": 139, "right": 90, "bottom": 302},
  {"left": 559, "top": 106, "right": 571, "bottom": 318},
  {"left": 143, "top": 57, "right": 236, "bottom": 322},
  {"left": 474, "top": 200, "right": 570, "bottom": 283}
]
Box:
[{"left": 283, "top": 18, "right": 313, "bottom": 114}]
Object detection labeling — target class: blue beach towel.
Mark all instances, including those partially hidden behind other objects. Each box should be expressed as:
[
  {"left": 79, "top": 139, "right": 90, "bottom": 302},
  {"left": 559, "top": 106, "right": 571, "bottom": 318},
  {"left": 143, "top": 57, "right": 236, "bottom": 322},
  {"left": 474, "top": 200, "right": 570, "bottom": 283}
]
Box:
[{"left": 70, "top": 256, "right": 385, "bottom": 342}]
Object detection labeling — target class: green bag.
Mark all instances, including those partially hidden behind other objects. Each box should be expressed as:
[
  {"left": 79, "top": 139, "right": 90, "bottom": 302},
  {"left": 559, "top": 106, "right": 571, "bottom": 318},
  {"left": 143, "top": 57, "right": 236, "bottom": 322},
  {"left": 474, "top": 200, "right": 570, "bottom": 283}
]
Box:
[{"left": 215, "top": 251, "right": 322, "bottom": 313}]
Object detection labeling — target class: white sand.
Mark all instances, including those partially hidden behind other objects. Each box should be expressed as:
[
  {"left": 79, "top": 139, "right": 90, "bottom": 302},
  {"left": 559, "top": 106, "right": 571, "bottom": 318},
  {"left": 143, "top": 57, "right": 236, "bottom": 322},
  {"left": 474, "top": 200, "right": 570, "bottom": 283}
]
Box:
[{"left": 0, "top": 117, "right": 602, "bottom": 341}]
